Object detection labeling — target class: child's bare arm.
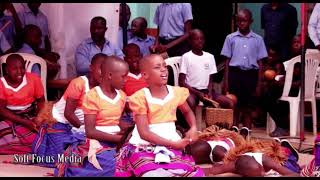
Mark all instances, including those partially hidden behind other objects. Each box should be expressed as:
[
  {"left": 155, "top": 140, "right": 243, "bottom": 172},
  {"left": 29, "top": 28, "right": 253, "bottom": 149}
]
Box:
[
  {"left": 178, "top": 102, "right": 198, "bottom": 141},
  {"left": 84, "top": 114, "right": 122, "bottom": 143},
  {"left": 256, "top": 59, "right": 265, "bottom": 96},
  {"left": 222, "top": 58, "right": 230, "bottom": 94},
  {"left": 36, "top": 96, "right": 45, "bottom": 114},
  {"left": 135, "top": 114, "right": 190, "bottom": 150},
  {"left": 179, "top": 73, "right": 205, "bottom": 98},
  {"left": 206, "top": 162, "right": 236, "bottom": 175},
  {"left": 263, "top": 155, "right": 300, "bottom": 176},
  {"left": 208, "top": 74, "right": 215, "bottom": 98},
  {"left": 64, "top": 97, "right": 82, "bottom": 128},
  {"left": 0, "top": 99, "right": 37, "bottom": 132},
  {"left": 160, "top": 20, "right": 192, "bottom": 52}
]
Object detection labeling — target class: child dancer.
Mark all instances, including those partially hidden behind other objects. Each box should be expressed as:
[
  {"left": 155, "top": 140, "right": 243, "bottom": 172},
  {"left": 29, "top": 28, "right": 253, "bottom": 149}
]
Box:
[
  {"left": 55, "top": 56, "right": 129, "bottom": 176},
  {"left": 116, "top": 54, "right": 204, "bottom": 177}
]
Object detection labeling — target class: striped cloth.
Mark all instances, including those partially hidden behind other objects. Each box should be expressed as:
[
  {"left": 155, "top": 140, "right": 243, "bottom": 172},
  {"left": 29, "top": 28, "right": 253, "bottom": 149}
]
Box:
[
  {"left": 0, "top": 105, "right": 37, "bottom": 154},
  {"left": 115, "top": 144, "right": 205, "bottom": 177},
  {"left": 32, "top": 122, "right": 82, "bottom": 167},
  {"left": 55, "top": 139, "right": 117, "bottom": 177}
]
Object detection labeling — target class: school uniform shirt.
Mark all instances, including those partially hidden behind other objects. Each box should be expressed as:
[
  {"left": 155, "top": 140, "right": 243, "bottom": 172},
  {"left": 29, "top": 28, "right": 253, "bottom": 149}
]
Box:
[
  {"left": 18, "top": 43, "right": 41, "bottom": 76},
  {"left": 179, "top": 50, "right": 217, "bottom": 90},
  {"left": 75, "top": 38, "right": 124, "bottom": 76},
  {"left": 128, "top": 35, "right": 155, "bottom": 56},
  {"left": 221, "top": 30, "right": 268, "bottom": 70},
  {"left": 82, "top": 86, "right": 126, "bottom": 127},
  {"left": 52, "top": 76, "right": 90, "bottom": 125},
  {"left": 128, "top": 85, "right": 189, "bottom": 124},
  {"left": 0, "top": 72, "right": 44, "bottom": 111},
  {"left": 308, "top": 3, "right": 320, "bottom": 47},
  {"left": 128, "top": 85, "right": 189, "bottom": 145},
  {"left": 0, "top": 15, "right": 16, "bottom": 48},
  {"left": 0, "top": 31, "right": 11, "bottom": 54},
  {"left": 18, "top": 8, "right": 49, "bottom": 49},
  {"left": 123, "top": 73, "right": 148, "bottom": 96},
  {"left": 153, "top": 3, "right": 193, "bottom": 40}
]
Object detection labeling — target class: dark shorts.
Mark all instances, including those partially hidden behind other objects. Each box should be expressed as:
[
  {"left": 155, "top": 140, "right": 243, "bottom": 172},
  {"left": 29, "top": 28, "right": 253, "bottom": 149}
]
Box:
[
  {"left": 228, "top": 66, "right": 258, "bottom": 108},
  {"left": 159, "top": 37, "right": 190, "bottom": 57}
]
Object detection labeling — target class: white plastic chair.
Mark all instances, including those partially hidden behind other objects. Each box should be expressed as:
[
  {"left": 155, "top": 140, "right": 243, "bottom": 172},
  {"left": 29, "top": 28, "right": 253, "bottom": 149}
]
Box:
[
  {"left": 164, "top": 56, "right": 182, "bottom": 86},
  {"left": 267, "top": 53, "right": 320, "bottom": 137},
  {"left": 165, "top": 56, "right": 204, "bottom": 130},
  {"left": 0, "top": 53, "right": 47, "bottom": 100}
]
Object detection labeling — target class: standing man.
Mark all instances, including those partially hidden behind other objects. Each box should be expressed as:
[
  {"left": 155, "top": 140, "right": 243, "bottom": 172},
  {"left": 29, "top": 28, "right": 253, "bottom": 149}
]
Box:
[
  {"left": 261, "top": 3, "right": 298, "bottom": 61},
  {"left": 151, "top": 3, "right": 193, "bottom": 57}
]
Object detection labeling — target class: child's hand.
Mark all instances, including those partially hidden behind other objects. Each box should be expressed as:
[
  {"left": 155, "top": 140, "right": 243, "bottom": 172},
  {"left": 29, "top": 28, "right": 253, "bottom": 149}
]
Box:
[
  {"left": 149, "top": 45, "right": 157, "bottom": 53},
  {"left": 171, "top": 138, "right": 191, "bottom": 150},
  {"left": 185, "top": 127, "right": 199, "bottom": 142},
  {"left": 156, "top": 44, "right": 168, "bottom": 53},
  {"left": 24, "top": 121, "right": 39, "bottom": 133}
]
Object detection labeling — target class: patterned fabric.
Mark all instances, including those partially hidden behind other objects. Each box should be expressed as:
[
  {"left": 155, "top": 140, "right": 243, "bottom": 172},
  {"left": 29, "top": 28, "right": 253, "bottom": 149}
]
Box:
[
  {"left": 32, "top": 122, "right": 82, "bottom": 167},
  {"left": 115, "top": 144, "right": 204, "bottom": 177},
  {"left": 0, "top": 105, "right": 37, "bottom": 154},
  {"left": 55, "top": 138, "right": 116, "bottom": 177}
]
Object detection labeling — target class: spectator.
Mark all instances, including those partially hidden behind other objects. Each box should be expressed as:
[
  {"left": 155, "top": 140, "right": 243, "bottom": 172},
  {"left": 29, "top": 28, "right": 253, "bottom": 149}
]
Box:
[
  {"left": 308, "top": 3, "right": 320, "bottom": 51},
  {"left": 151, "top": 3, "right": 193, "bottom": 57},
  {"left": 18, "top": 3, "right": 51, "bottom": 51},
  {"left": 261, "top": 3, "right": 298, "bottom": 61},
  {"left": 75, "top": 16, "right": 124, "bottom": 76},
  {"left": 129, "top": 17, "right": 155, "bottom": 56}
]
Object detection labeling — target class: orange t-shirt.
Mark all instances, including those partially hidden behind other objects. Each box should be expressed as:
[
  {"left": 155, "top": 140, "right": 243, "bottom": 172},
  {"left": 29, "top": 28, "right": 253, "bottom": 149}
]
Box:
[
  {"left": 62, "top": 76, "right": 90, "bottom": 107},
  {"left": 123, "top": 73, "right": 148, "bottom": 96},
  {"left": 0, "top": 72, "right": 44, "bottom": 109},
  {"left": 128, "top": 85, "right": 189, "bottom": 124},
  {"left": 82, "top": 86, "right": 126, "bottom": 126}
]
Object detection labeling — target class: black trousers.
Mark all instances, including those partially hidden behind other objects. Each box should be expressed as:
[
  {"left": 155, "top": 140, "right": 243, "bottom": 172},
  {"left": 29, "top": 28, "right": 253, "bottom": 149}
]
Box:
[{"left": 228, "top": 66, "right": 258, "bottom": 108}]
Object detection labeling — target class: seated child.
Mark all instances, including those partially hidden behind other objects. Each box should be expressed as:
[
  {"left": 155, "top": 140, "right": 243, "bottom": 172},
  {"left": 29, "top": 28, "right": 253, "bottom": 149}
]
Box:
[
  {"left": 115, "top": 54, "right": 204, "bottom": 177},
  {"left": 122, "top": 43, "right": 148, "bottom": 124},
  {"left": 18, "top": 24, "right": 60, "bottom": 80},
  {"left": 260, "top": 46, "right": 301, "bottom": 137},
  {"left": 55, "top": 56, "right": 129, "bottom": 177},
  {"left": 185, "top": 125, "right": 246, "bottom": 164},
  {"left": 128, "top": 17, "right": 155, "bottom": 56},
  {"left": 32, "top": 53, "right": 106, "bottom": 167},
  {"left": 300, "top": 135, "right": 320, "bottom": 177},
  {"left": 0, "top": 53, "right": 45, "bottom": 154},
  {"left": 205, "top": 139, "right": 300, "bottom": 177},
  {"left": 122, "top": 43, "right": 148, "bottom": 96},
  {"left": 179, "top": 29, "right": 234, "bottom": 111}
]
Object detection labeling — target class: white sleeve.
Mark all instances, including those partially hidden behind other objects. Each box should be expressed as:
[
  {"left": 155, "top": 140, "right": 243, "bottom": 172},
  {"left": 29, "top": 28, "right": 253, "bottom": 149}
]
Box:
[
  {"left": 179, "top": 54, "right": 189, "bottom": 75},
  {"left": 308, "top": 3, "right": 320, "bottom": 47}
]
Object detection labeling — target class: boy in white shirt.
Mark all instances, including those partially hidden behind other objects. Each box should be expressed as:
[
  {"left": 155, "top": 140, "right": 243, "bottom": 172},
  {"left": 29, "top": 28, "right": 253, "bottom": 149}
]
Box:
[{"left": 179, "top": 29, "right": 234, "bottom": 113}]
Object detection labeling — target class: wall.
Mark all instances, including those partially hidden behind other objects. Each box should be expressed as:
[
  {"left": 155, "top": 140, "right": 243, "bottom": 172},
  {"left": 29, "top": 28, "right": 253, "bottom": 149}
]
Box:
[
  {"left": 128, "top": 3, "right": 160, "bottom": 28},
  {"left": 238, "top": 3, "right": 302, "bottom": 36}
]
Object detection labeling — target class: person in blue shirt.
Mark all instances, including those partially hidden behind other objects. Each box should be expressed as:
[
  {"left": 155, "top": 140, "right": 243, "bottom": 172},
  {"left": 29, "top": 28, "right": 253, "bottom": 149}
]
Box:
[
  {"left": 261, "top": 3, "right": 298, "bottom": 61},
  {"left": 18, "top": 24, "right": 60, "bottom": 80},
  {"left": 75, "top": 16, "right": 124, "bottom": 76},
  {"left": 151, "top": 3, "right": 193, "bottom": 57},
  {"left": 0, "top": 3, "right": 22, "bottom": 54},
  {"left": 128, "top": 17, "right": 155, "bottom": 57},
  {"left": 18, "top": 3, "right": 51, "bottom": 52},
  {"left": 221, "top": 9, "right": 268, "bottom": 130}
]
